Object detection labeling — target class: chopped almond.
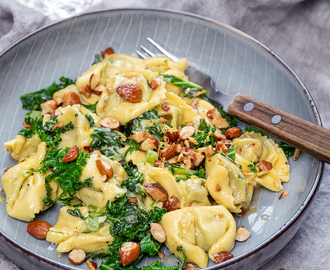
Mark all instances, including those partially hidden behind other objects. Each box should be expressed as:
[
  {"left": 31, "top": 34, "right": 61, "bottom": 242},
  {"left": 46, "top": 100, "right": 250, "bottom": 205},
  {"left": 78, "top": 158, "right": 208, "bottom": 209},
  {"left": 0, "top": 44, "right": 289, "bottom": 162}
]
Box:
[
  {"left": 90, "top": 73, "right": 100, "bottom": 90},
  {"left": 139, "top": 136, "right": 159, "bottom": 151},
  {"left": 212, "top": 118, "right": 229, "bottom": 129},
  {"left": 235, "top": 226, "right": 251, "bottom": 242},
  {"left": 128, "top": 132, "right": 149, "bottom": 143},
  {"left": 259, "top": 160, "right": 273, "bottom": 171},
  {"left": 279, "top": 190, "right": 288, "bottom": 200},
  {"left": 206, "top": 108, "right": 221, "bottom": 119},
  {"left": 93, "top": 85, "right": 106, "bottom": 95},
  {"left": 144, "top": 183, "right": 168, "bottom": 202},
  {"left": 179, "top": 126, "right": 195, "bottom": 140},
  {"left": 63, "top": 92, "right": 81, "bottom": 107},
  {"left": 68, "top": 248, "right": 86, "bottom": 265},
  {"left": 99, "top": 116, "right": 121, "bottom": 130},
  {"left": 40, "top": 100, "right": 58, "bottom": 116},
  {"left": 79, "top": 84, "right": 92, "bottom": 98}
]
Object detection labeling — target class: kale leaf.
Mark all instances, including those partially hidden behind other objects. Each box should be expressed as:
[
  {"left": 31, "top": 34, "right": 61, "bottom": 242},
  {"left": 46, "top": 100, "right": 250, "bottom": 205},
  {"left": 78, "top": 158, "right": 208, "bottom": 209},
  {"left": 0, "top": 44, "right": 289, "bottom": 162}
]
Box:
[
  {"left": 81, "top": 102, "right": 98, "bottom": 113},
  {"left": 19, "top": 116, "right": 74, "bottom": 148},
  {"left": 90, "top": 127, "right": 125, "bottom": 159},
  {"left": 193, "top": 118, "right": 216, "bottom": 148},
  {"left": 161, "top": 74, "right": 206, "bottom": 98},
  {"left": 243, "top": 126, "right": 268, "bottom": 137},
  {"left": 279, "top": 141, "right": 296, "bottom": 159},
  {"left": 35, "top": 147, "right": 91, "bottom": 206},
  {"left": 93, "top": 51, "right": 103, "bottom": 65},
  {"left": 121, "top": 162, "right": 144, "bottom": 194},
  {"left": 123, "top": 108, "right": 166, "bottom": 141},
  {"left": 20, "top": 77, "right": 74, "bottom": 110}
]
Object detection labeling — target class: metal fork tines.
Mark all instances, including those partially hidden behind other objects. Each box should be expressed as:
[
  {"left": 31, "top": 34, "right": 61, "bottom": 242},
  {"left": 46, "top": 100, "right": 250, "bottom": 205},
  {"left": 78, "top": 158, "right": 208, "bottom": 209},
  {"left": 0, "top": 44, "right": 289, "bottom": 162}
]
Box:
[{"left": 136, "top": 37, "right": 180, "bottom": 62}]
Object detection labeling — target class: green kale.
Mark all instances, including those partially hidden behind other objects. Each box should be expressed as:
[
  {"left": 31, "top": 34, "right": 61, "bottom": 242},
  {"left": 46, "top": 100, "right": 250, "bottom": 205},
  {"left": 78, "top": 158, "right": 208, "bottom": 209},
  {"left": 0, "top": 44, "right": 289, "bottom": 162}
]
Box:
[
  {"left": 166, "top": 162, "right": 206, "bottom": 182},
  {"left": 248, "top": 162, "right": 258, "bottom": 173},
  {"left": 161, "top": 74, "right": 207, "bottom": 98},
  {"left": 123, "top": 108, "right": 166, "bottom": 141},
  {"left": 85, "top": 114, "right": 95, "bottom": 128},
  {"left": 90, "top": 127, "right": 125, "bottom": 159},
  {"left": 121, "top": 162, "right": 144, "bottom": 194},
  {"left": 67, "top": 208, "right": 87, "bottom": 220},
  {"left": 193, "top": 118, "right": 216, "bottom": 148},
  {"left": 140, "top": 233, "right": 161, "bottom": 256},
  {"left": 36, "top": 147, "right": 91, "bottom": 206},
  {"left": 20, "top": 77, "right": 74, "bottom": 110},
  {"left": 93, "top": 51, "right": 103, "bottom": 65},
  {"left": 81, "top": 102, "right": 98, "bottom": 113},
  {"left": 279, "top": 141, "right": 295, "bottom": 159},
  {"left": 18, "top": 116, "right": 74, "bottom": 148}
]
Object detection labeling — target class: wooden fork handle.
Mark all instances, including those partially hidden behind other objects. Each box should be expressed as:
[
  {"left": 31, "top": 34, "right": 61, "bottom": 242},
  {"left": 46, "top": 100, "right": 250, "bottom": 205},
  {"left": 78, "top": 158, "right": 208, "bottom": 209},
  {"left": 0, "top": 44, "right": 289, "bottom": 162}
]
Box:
[{"left": 228, "top": 93, "right": 330, "bottom": 164}]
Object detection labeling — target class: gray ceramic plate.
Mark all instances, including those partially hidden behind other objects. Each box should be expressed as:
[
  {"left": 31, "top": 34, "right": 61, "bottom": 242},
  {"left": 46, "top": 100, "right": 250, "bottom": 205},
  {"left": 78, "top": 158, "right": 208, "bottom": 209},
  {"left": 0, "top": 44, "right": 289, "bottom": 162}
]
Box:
[{"left": 0, "top": 8, "right": 323, "bottom": 270}]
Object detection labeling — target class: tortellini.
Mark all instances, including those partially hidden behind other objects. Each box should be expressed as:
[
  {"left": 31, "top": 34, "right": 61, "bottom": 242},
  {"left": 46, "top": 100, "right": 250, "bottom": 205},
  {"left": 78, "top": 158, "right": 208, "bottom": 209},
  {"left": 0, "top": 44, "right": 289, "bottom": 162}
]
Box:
[
  {"left": 46, "top": 206, "right": 113, "bottom": 253},
  {"left": 233, "top": 132, "right": 290, "bottom": 191},
  {"left": 77, "top": 152, "right": 128, "bottom": 208},
  {"left": 1, "top": 143, "right": 59, "bottom": 221},
  {"left": 160, "top": 206, "right": 236, "bottom": 268}
]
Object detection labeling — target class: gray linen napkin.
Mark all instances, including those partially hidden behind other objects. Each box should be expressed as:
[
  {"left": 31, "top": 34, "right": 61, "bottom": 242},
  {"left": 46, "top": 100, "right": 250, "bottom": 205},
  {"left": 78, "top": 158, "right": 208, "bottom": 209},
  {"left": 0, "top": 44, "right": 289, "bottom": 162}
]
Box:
[{"left": 1, "top": 0, "right": 330, "bottom": 269}]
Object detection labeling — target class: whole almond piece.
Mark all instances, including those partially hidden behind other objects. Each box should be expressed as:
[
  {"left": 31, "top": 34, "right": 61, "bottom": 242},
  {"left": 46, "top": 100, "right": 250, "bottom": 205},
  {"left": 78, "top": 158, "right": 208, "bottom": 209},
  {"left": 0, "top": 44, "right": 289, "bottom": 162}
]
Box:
[
  {"left": 99, "top": 116, "right": 121, "bottom": 130},
  {"left": 27, "top": 220, "right": 52, "bottom": 240},
  {"left": 79, "top": 84, "right": 92, "bottom": 98},
  {"left": 144, "top": 183, "right": 168, "bottom": 202},
  {"left": 116, "top": 84, "right": 143, "bottom": 103},
  {"left": 139, "top": 136, "right": 159, "bottom": 151},
  {"left": 259, "top": 160, "right": 273, "bottom": 171},
  {"left": 128, "top": 132, "right": 149, "bottom": 143},
  {"left": 62, "top": 145, "right": 79, "bottom": 163},
  {"left": 96, "top": 159, "right": 113, "bottom": 181},
  {"left": 120, "top": 242, "right": 140, "bottom": 266},
  {"left": 150, "top": 223, "right": 166, "bottom": 243},
  {"left": 102, "top": 47, "right": 114, "bottom": 59},
  {"left": 86, "top": 260, "right": 98, "bottom": 270},
  {"left": 90, "top": 73, "right": 100, "bottom": 90},
  {"left": 225, "top": 127, "right": 242, "bottom": 139},
  {"left": 163, "top": 196, "right": 180, "bottom": 212},
  {"left": 63, "top": 91, "right": 81, "bottom": 107},
  {"left": 68, "top": 248, "right": 86, "bottom": 265}
]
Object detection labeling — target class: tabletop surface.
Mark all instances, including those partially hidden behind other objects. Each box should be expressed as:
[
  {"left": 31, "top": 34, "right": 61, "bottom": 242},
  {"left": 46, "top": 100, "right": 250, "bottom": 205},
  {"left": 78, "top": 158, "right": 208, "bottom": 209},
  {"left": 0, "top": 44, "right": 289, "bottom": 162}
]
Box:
[{"left": 0, "top": 0, "right": 330, "bottom": 269}]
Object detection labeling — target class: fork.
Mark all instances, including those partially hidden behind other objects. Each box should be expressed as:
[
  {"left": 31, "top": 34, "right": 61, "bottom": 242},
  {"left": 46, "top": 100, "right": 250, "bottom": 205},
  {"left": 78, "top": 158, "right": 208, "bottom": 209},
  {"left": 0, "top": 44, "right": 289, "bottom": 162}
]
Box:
[{"left": 137, "top": 37, "right": 330, "bottom": 164}]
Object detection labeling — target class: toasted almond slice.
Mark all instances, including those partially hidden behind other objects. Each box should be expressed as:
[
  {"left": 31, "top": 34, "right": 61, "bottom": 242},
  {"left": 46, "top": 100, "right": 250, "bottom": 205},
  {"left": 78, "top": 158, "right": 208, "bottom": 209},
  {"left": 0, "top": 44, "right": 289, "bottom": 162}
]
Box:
[
  {"left": 90, "top": 73, "right": 100, "bottom": 90},
  {"left": 215, "top": 141, "right": 228, "bottom": 154},
  {"left": 41, "top": 100, "right": 58, "bottom": 116},
  {"left": 196, "top": 145, "right": 214, "bottom": 157},
  {"left": 150, "top": 223, "right": 166, "bottom": 243},
  {"left": 212, "top": 118, "right": 229, "bottom": 129},
  {"left": 154, "top": 160, "right": 165, "bottom": 168},
  {"left": 213, "top": 131, "right": 227, "bottom": 140},
  {"left": 86, "top": 260, "right": 98, "bottom": 270},
  {"left": 23, "top": 122, "right": 31, "bottom": 129},
  {"left": 207, "top": 108, "right": 221, "bottom": 119},
  {"left": 182, "top": 156, "right": 195, "bottom": 169},
  {"left": 62, "top": 145, "right": 79, "bottom": 162},
  {"left": 139, "top": 136, "right": 159, "bottom": 151},
  {"left": 27, "top": 220, "right": 52, "bottom": 240},
  {"left": 79, "top": 84, "right": 92, "bottom": 98},
  {"left": 120, "top": 242, "right": 140, "bottom": 266},
  {"left": 68, "top": 248, "right": 86, "bottom": 265},
  {"left": 235, "top": 226, "right": 251, "bottom": 242},
  {"left": 189, "top": 152, "right": 205, "bottom": 167},
  {"left": 54, "top": 109, "right": 63, "bottom": 116},
  {"left": 93, "top": 85, "right": 106, "bottom": 96},
  {"left": 213, "top": 251, "right": 234, "bottom": 264},
  {"left": 55, "top": 97, "right": 63, "bottom": 106},
  {"left": 159, "top": 144, "right": 179, "bottom": 160},
  {"left": 52, "top": 122, "right": 63, "bottom": 129},
  {"left": 99, "top": 116, "right": 121, "bottom": 130},
  {"left": 279, "top": 190, "right": 288, "bottom": 200},
  {"left": 157, "top": 251, "right": 165, "bottom": 260},
  {"left": 164, "top": 130, "right": 179, "bottom": 142},
  {"left": 63, "top": 92, "right": 81, "bottom": 107},
  {"left": 190, "top": 98, "right": 199, "bottom": 110},
  {"left": 144, "top": 183, "right": 168, "bottom": 202},
  {"left": 179, "top": 126, "right": 195, "bottom": 140},
  {"left": 128, "top": 132, "right": 149, "bottom": 143},
  {"left": 96, "top": 159, "right": 113, "bottom": 181}
]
